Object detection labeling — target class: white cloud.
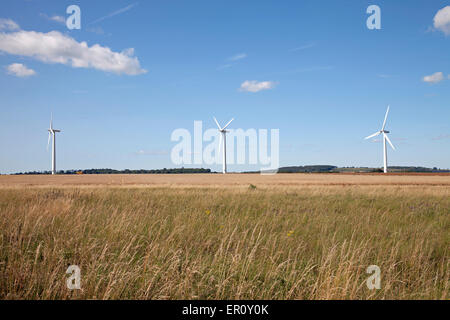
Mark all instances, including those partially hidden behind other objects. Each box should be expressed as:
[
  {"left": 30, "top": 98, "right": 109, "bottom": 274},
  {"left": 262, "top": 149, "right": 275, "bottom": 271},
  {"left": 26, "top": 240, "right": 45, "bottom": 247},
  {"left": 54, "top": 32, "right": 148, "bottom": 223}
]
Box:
[
  {"left": 40, "top": 13, "right": 65, "bottom": 25},
  {"left": 0, "top": 28, "right": 147, "bottom": 75},
  {"left": 50, "top": 16, "right": 65, "bottom": 24},
  {"left": 6, "top": 63, "right": 36, "bottom": 77},
  {"left": 433, "top": 6, "right": 450, "bottom": 35},
  {"left": 217, "top": 63, "right": 232, "bottom": 70},
  {"left": 422, "top": 72, "right": 444, "bottom": 83},
  {"left": 0, "top": 18, "right": 20, "bottom": 31},
  {"left": 217, "top": 53, "right": 247, "bottom": 71},
  {"left": 90, "top": 2, "right": 139, "bottom": 25},
  {"left": 239, "top": 80, "right": 277, "bottom": 93},
  {"left": 228, "top": 53, "right": 247, "bottom": 61},
  {"left": 290, "top": 42, "right": 317, "bottom": 52},
  {"left": 217, "top": 64, "right": 233, "bottom": 70}
]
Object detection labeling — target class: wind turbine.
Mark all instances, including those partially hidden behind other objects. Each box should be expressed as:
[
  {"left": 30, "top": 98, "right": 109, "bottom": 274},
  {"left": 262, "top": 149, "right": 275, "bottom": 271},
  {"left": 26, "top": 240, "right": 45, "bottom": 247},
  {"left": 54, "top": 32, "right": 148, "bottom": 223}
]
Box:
[
  {"left": 364, "top": 106, "right": 395, "bottom": 173},
  {"left": 213, "top": 117, "right": 234, "bottom": 174},
  {"left": 47, "top": 114, "right": 61, "bottom": 175}
]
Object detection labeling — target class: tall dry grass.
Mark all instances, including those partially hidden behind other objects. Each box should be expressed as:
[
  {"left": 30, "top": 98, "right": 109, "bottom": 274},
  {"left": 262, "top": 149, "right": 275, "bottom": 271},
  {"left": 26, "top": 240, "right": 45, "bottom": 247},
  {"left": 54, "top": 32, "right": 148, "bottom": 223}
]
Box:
[{"left": 0, "top": 185, "right": 448, "bottom": 299}]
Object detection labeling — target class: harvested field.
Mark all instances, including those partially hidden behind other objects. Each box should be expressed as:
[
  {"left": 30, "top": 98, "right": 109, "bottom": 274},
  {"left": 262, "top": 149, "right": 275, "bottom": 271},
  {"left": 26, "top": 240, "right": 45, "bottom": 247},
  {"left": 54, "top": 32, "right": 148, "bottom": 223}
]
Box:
[{"left": 1, "top": 173, "right": 449, "bottom": 188}]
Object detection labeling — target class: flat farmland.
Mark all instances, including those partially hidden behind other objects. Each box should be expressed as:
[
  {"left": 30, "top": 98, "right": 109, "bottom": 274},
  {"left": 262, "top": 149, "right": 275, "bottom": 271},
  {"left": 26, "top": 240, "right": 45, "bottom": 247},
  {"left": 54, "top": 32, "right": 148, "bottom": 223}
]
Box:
[
  {"left": 0, "top": 174, "right": 448, "bottom": 299},
  {"left": 1, "top": 173, "right": 450, "bottom": 188}
]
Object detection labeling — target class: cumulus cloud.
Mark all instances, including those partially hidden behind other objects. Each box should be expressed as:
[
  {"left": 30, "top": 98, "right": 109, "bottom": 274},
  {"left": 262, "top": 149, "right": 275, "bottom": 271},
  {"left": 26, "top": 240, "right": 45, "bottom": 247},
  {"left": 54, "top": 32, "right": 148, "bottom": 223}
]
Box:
[
  {"left": 6, "top": 63, "right": 36, "bottom": 77},
  {"left": 0, "top": 18, "right": 20, "bottom": 31},
  {"left": 423, "top": 72, "right": 444, "bottom": 83},
  {"left": 239, "top": 80, "right": 277, "bottom": 93},
  {"left": 0, "top": 26, "right": 147, "bottom": 75},
  {"left": 433, "top": 6, "right": 450, "bottom": 35}
]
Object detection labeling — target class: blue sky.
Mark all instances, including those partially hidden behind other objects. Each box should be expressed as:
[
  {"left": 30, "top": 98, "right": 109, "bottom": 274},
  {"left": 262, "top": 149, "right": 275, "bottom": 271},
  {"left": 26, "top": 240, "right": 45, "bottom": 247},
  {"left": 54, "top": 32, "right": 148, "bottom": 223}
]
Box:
[{"left": 0, "top": 0, "right": 449, "bottom": 173}]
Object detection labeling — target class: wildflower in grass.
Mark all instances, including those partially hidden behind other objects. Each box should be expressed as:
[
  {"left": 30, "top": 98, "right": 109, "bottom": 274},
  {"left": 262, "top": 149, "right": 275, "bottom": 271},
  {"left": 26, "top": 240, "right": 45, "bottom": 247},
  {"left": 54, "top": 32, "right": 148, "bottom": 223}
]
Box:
[
  {"left": 205, "top": 209, "right": 211, "bottom": 216},
  {"left": 287, "top": 230, "right": 294, "bottom": 237}
]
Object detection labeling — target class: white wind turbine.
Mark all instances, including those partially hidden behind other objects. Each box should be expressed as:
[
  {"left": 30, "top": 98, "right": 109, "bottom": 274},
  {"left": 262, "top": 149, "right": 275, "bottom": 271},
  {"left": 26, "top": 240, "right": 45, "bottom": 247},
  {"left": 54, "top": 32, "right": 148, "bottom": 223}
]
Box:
[
  {"left": 47, "top": 114, "right": 61, "bottom": 175},
  {"left": 214, "top": 117, "right": 234, "bottom": 174},
  {"left": 364, "top": 106, "right": 395, "bottom": 173}
]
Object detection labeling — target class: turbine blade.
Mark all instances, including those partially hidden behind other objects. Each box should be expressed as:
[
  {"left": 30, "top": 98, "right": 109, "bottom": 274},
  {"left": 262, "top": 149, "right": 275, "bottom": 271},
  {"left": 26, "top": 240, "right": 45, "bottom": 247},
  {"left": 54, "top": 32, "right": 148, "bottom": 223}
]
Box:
[
  {"left": 213, "top": 117, "right": 222, "bottom": 130},
  {"left": 381, "top": 105, "right": 390, "bottom": 130},
  {"left": 50, "top": 113, "right": 53, "bottom": 130},
  {"left": 47, "top": 132, "right": 51, "bottom": 151},
  {"left": 364, "top": 131, "right": 380, "bottom": 140},
  {"left": 384, "top": 133, "right": 395, "bottom": 150},
  {"left": 222, "top": 118, "right": 234, "bottom": 130}
]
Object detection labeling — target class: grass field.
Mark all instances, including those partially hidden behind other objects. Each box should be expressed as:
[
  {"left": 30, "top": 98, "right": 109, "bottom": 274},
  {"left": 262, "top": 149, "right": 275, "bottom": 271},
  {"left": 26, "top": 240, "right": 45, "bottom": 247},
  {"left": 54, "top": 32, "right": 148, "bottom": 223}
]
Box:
[{"left": 0, "top": 174, "right": 448, "bottom": 299}]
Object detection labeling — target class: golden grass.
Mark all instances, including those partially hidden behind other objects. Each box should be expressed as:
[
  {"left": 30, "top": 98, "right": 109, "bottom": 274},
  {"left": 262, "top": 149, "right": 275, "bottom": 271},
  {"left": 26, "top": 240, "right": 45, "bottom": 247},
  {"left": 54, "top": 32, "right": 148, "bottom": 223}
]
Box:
[
  {"left": 0, "top": 174, "right": 448, "bottom": 299},
  {"left": 1, "top": 173, "right": 450, "bottom": 188}
]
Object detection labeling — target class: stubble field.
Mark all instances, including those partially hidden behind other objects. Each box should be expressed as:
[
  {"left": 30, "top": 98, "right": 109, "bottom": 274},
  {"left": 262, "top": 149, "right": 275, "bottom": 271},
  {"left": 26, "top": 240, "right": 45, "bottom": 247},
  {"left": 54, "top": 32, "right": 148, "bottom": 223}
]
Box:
[{"left": 0, "top": 173, "right": 448, "bottom": 299}]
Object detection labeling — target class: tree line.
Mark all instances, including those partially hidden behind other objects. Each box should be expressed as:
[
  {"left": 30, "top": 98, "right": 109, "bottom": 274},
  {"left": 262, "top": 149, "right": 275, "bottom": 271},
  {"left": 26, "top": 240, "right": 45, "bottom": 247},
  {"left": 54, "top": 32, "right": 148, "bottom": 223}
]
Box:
[{"left": 13, "top": 168, "right": 212, "bottom": 175}]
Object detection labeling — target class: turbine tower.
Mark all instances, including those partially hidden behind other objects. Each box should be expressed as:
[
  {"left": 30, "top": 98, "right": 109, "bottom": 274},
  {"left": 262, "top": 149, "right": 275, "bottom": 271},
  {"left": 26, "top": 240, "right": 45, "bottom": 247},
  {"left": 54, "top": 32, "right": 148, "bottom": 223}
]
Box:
[
  {"left": 47, "top": 114, "right": 61, "bottom": 175},
  {"left": 213, "top": 117, "right": 234, "bottom": 174},
  {"left": 364, "top": 106, "right": 395, "bottom": 173}
]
